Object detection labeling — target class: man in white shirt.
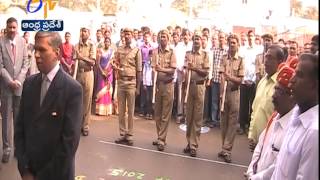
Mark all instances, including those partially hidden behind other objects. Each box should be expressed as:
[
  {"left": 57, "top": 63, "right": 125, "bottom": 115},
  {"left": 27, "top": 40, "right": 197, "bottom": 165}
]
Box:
[
  {"left": 271, "top": 53, "right": 319, "bottom": 180},
  {"left": 170, "top": 32, "right": 180, "bottom": 50},
  {"left": 246, "top": 62, "right": 296, "bottom": 180},
  {"left": 201, "top": 34, "right": 213, "bottom": 126},
  {"left": 239, "top": 30, "right": 261, "bottom": 135},
  {"left": 174, "top": 28, "right": 192, "bottom": 124},
  {"left": 95, "top": 29, "right": 104, "bottom": 48}
]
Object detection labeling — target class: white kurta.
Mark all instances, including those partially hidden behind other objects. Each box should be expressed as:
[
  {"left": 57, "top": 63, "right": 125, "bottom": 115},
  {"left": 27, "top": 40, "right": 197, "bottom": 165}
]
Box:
[
  {"left": 246, "top": 109, "right": 293, "bottom": 180},
  {"left": 271, "top": 105, "right": 319, "bottom": 180}
]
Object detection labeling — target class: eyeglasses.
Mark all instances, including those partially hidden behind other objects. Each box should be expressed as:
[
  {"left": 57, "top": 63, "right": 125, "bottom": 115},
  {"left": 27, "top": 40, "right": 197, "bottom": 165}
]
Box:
[{"left": 289, "top": 47, "right": 296, "bottom": 50}]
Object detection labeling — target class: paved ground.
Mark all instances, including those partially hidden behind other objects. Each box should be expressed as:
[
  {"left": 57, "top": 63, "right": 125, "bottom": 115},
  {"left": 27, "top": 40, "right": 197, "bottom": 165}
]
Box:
[{"left": 0, "top": 114, "right": 252, "bottom": 180}]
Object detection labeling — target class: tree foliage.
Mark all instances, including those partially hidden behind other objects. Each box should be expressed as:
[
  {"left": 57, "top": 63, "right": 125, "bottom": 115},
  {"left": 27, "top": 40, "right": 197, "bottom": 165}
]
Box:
[
  {"left": 290, "top": 0, "right": 318, "bottom": 20},
  {"left": 303, "top": 6, "right": 318, "bottom": 20},
  {"left": 171, "top": 0, "right": 190, "bottom": 15},
  {"left": 100, "top": 0, "right": 118, "bottom": 15},
  {"left": 171, "top": 0, "right": 221, "bottom": 17}
]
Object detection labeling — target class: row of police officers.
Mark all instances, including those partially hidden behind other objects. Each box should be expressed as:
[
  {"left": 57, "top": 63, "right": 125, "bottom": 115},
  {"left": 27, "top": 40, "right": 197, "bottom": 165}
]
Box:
[{"left": 110, "top": 28, "right": 243, "bottom": 159}]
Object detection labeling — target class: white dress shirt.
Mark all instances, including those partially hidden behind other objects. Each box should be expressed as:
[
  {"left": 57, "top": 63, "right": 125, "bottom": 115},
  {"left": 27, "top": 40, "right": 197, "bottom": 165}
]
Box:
[
  {"left": 202, "top": 46, "right": 213, "bottom": 80},
  {"left": 45, "top": 63, "right": 60, "bottom": 83},
  {"left": 143, "top": 61, "right": 152, "bottom": 86},
  {"left": 173, "top": 41, "right": 193, "bottom": 82},
  {"left": 9, "top": 38, "right": 16, "bottom": 46},
  {"left": 247, "top": 109, "right": 293, "bottom": 180},
  {"left": 271, "top": 105, "right": 319, "bottom": 180},
  {"left": 241, "top": 45, "right": 261, "bottom": 83},
  {"left": 175, "top": 41, "right": 193, "bottom": 71}
]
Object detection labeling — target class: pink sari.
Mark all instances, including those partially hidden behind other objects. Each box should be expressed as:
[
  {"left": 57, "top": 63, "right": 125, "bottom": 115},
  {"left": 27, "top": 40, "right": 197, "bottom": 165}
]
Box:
[{"left": 95, "top": 48, "right": 113, "bottom": 115}]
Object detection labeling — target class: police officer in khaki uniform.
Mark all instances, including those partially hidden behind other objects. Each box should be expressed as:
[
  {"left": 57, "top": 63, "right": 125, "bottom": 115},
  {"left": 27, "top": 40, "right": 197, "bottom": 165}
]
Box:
[
  {"left": 74, "top": 27, "right": 96, "bottom": 136},
  {"left": 218, "top": 34, "right": 244, "bottom": 163},
  {"left": 113, "top": 28, "right": 142, "bottom": 145},
  {"left": 151, "top": 29, "right": 177, "bottom": 151},
  {"left": 183, "top": 31, "right": 210, "bottom": 157},
  {"left": 255, "top": 34, "right": 273, "bottom": 84}
]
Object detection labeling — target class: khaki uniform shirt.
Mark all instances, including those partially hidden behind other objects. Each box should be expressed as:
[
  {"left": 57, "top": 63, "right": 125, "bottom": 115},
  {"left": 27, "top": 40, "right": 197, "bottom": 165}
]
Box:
[
  {"left": 74, "top": 40, "right": 96, "bottom": 70},
  {"left": 184, "top": 49, "right": 210, "bottom": 81},
  {"left": 151, "top": 46, "right": 177, "bottom": 82},
  {"left": 219, "top": 53, "right": 245, "bottom": 89},
  {"left": 115, "top": 43, "right": 142, "bottom": 77}
]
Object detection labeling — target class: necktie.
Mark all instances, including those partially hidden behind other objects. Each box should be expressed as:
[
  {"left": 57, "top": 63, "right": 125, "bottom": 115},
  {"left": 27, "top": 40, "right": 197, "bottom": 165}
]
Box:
[
  {"left": 11, "top": 43, "right": 16, "bottom": 63},
  {"left": 40, "top": 75, "right": 50, "bottom": 106}
]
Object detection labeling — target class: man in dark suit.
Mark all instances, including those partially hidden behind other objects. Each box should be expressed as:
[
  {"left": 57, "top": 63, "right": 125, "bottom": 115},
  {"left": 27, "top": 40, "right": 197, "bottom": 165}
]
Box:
[
  {"left": 0, "top": 17, "right": 29, "bottom": 163},
  {"left": 14, "top": 31, "right": 83, "bottom": 180}
]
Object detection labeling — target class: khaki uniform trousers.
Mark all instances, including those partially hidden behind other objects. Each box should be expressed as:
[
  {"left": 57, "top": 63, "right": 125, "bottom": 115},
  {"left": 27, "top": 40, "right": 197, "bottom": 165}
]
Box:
[
  {"left": 154, "top": 82, "right": 174, "bottom": 145},
  {"left": 186, "top": 83, "right": 205, "bottom": 150},
  {"left": 76, "top": 70, "right": 94, "bottom": 131},
  {"left": 220, "top": 89, "right": 240, "bottom": 153},
  {"left": 117, "top": 79, "right": 136, "bottom": 140}
]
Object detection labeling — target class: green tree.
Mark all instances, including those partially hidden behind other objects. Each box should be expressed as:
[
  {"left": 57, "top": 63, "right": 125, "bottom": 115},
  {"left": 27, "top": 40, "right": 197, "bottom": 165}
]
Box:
[
  {"left": 171, "top": 0, "right": 190, "bottom": 15},
  {"left": 290, "top": 0, "right": 303, "bottom": 16},
  {"left": 101, "top": 0, "right": 117, "bottom": 15},
  {"left": 303, "top": 6, "right": 318, "bottom": 20}
]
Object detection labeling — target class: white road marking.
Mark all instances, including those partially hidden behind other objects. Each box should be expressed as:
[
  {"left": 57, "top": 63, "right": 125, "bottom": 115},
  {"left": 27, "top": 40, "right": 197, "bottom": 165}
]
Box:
[{"left": 99, "top": 140, "right": 248, "bottom": 169}]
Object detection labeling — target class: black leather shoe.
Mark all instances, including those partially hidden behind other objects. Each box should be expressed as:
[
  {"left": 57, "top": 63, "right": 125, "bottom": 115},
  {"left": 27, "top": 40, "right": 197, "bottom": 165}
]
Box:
[
  {"left": 223, "top": 153, "right": 232, "bottom": 163},
  {"left": 2, "top": 153, "right": 10, "bottom": 163},
  {"left": 218, "top": 151, "right": 227, "bottom": 158},
  {"left": 190, "top": 149, "right": 197, "bottom": 157},
  {"left": 183, "top": 145, "right": 191, "bottom": 154},
  {"left": 115, "top": 137, "right": 127, "bottom": 144},
  {"left": 82, "top": 130, "right": 89, "bottom": 136},
  {"left": 157, "top": 144, "right": 165, "bottom": 151},
  {"left": 152, "top": 140, "right": 159, "bottom": 146},
  {"left": 126, "top": 140, "right": 134, "bottom": 146},
  {"left": 152, "top": 140, "right": 166, "bottom": 146}
]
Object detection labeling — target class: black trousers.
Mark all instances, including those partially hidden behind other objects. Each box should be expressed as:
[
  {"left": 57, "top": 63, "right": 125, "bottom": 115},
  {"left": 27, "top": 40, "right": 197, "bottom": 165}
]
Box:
[
  {"left": 144, "top": 86, "right": 153, "bottom": 115},
  {"left": 239, "top": 83, "right": 256, "bottom": 130}
]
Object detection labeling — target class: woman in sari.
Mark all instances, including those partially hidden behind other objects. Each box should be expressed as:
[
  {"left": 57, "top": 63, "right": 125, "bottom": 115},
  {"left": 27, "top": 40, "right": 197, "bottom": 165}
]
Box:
[{"left": 95, "top": 37, "right": 114, "bottom": 116}]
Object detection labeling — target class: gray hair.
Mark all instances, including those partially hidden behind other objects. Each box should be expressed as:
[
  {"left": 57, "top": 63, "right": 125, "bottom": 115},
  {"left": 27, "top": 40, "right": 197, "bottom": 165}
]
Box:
[{"left": 35, "top": 31, "right": 62, "bottom": 49}]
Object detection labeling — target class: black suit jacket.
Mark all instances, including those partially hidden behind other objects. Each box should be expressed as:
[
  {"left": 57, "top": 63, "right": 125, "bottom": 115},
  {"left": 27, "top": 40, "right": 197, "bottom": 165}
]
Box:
[{"left": 14, "top": 68, "right": 83, "bottom": 180}]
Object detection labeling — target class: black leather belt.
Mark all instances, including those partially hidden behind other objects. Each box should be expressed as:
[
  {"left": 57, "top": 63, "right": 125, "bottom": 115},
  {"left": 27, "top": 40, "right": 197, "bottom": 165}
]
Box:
[
  {"left": 120, "top": 76, "right": 135, "bottom": 81},
  {"left": 190, "top": 80, "right": 205, "bottom": 85},
  {"left": 78, "top": 67, "right": 92, "bottom": 73},
  {"left": 230, "top": 86, "right": 239, "bottom": 91},
  {"left": 157, "top": 78, "right": 173, "bottom": 84}
]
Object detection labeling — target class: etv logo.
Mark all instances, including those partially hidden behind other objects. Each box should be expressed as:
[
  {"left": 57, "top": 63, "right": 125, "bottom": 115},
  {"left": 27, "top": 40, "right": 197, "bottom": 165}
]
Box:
[
  {"left": 23, "top": 0, "right": 63, "bottom": 31},
  {"left": 26, "top": 0, "right": 58, "bottom": 19}
]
